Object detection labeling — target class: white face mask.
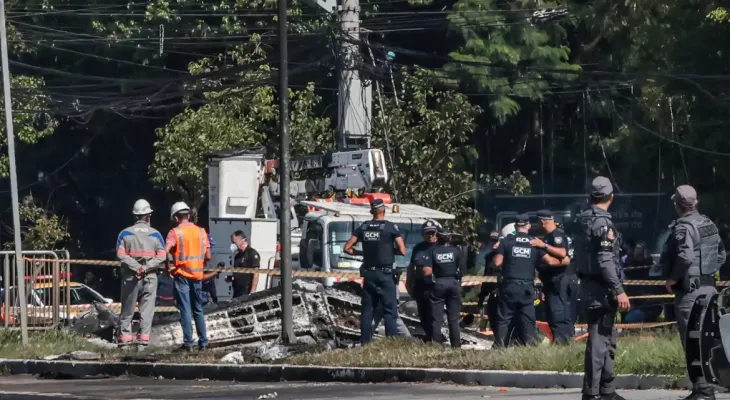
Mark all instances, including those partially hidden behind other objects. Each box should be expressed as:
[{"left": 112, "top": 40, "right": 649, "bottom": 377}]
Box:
[{"left": 229, "top": 243, "right": 239, "bottom": 254}]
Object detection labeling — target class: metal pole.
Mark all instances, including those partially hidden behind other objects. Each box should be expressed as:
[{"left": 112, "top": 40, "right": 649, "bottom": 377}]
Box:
[
  {"left": 338, "top": 0, "right": 369, "bottom": 150},
  {"left": 0, "top": 0, "right": 28, "bottom": 345},
  {"left": 278, "top": 0, "right": 295, "bottom": 344}
]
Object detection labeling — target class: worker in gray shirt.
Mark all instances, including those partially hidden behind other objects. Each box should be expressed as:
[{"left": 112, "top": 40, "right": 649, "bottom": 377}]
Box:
[
  {"left": 574, "top": 177, "right": 631, "bottom": 400},
  {"left": 662, "top": 185, "right": 725, "bottom": 400}
]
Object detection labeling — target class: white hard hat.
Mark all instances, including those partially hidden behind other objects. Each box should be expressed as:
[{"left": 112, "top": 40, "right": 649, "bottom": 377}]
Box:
[
  {"left": 170, "top": 201, "right": 190, "bottom": 219},
  {"left": 132, "top": 199, "right": 153, "bottom": 216},
  {"left": 501, "top": 223, "right": 516, "bottom": 238}
]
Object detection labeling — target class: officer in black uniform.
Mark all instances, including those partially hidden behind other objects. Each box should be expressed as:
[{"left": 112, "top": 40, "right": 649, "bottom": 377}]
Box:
[
  {"left": 423, "top": 230, "right": 465, "bottom": 348},
  {"left": 490, "top": 214, "right": 562, "bottom": 347},
  {"left": 406, "top": 219, "right": 441, "bottom": 341},
  {"left": 344, "top": 199, "right": 406, "bottom": 345},
  {"left": 476, "top": 230, "right": 501, "bottom": 332},
  {"left": 531, "top": 209, "right": 578, "bottom": 344},
  {"left": 662, "top": 185, "right": 726, "bottom": 400},
  {"left": 575, "top": 176, "right": 630, "bottom": 400}
]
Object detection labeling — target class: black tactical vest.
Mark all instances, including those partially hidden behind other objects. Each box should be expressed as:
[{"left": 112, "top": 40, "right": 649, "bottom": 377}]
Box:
[
  {"left": 430, "top": 244, "right": 460, "bottom": 278},
  {"left": 360, "top": 220, "right": 396, "bottom": 266},
  {"left": 501, "top": 233, "right": 538, "bottom": 281}
]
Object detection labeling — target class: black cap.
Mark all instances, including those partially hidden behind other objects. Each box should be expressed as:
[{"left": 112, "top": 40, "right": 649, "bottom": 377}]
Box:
[
  {"left": 488, "top": 230, "right": 499, "bottom": 240},
  {"left": 422, "top": 219, "right": 440, "bottom": 233},
  {"left": 537, "top": 209, "right": 554, "bottom": 220},
  {"left": 370, "top": 199, "right": 385, "bottom": 210},
  {"left": 515, "top": 213, "right": 530, "bottom": 226}
]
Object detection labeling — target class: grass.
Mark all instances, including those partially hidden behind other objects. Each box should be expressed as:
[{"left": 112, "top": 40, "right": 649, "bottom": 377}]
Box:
[
  {"left": 0, "top": 329, "right": 686, "bottom": 377},
  {"left": 0, "top": 330, "right": 225, "bottom": 364},
  {"left": 286, "top": 332, "right": 686, "bottom": 377}
]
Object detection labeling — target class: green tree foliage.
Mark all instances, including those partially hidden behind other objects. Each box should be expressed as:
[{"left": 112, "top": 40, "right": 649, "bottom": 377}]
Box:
[
  {"left": 0, "top": 76, "right": 57, "bottom": 178},
  {"left": 446, "top": 0, "right": 578, "bottom": 123},
  {"left": 149, "top": 38, "right": 333, "bottom": 212},
  {"left": 3, "top": 196, "right": 70, "bottom": 250},
  {"left": 371, "top": 67, "right": 529, "bottom": 238}
]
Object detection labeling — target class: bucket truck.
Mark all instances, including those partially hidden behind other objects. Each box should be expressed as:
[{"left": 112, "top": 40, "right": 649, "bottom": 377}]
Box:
[{"left": 205, "top": 146, "right": 455, "bottom": 302}]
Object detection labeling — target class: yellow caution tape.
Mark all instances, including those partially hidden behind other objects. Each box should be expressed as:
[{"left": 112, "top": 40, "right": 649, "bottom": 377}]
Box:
[{"left": 23, "top": 258, "right": 730, "bottom": 287}]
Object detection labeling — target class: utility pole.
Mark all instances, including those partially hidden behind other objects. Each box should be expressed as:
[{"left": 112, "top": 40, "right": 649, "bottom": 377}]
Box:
[
  {"left": 0, "top": 0, "right": 28, "bottom": 345},
  {"left": 278, "top": 0, "right": 296, "bottom": 344},
  {"left": 338, "top": 0, "right": 371, "bottom": 151}
]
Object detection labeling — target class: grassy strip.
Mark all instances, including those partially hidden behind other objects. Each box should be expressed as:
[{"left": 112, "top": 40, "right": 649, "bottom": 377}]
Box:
[
  {"left": 0, "top": 329, "right": 686, "bottom": 377},
  {"left": 287, "top": 332, "right": 686, "bottom": 377},
  {"left": 0, "top": 330, "right": 223, "bottom": 363}
]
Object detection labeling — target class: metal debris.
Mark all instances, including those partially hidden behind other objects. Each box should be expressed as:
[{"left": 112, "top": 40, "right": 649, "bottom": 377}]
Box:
[{"left": 149, "top": 279, "right": 493, "bottom": 349}]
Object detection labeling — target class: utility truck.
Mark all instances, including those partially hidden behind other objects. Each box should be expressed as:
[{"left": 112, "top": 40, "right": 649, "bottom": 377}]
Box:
[{"left": 205, "top": 146, "right": 455, "bottom": 302}]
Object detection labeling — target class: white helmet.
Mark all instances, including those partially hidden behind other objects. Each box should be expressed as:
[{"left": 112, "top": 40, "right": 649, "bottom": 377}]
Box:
[
  {"left": 132, "top": 199, "right": 153, "bottom": 216},
  {"left": 170, "top": 201, "right": 190, "bottom": 219},
  {"left": 500, "top": 223, "right": 516, "bottom": 238}
]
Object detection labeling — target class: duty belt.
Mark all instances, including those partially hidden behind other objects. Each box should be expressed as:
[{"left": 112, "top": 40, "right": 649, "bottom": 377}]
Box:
[{"left": 361, "top": 265, "right": 393, "bottom": 274}]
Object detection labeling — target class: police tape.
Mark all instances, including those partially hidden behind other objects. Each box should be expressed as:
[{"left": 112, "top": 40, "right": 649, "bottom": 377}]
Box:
[
  {"left": 461, "top": 312, "right": 677, "bottom": 330},
  {"left": 461, "top": 293, "right": 677, "bottom": 307},
  {"left": 22, "top": 258, "right": 730, "bottom": 287}
]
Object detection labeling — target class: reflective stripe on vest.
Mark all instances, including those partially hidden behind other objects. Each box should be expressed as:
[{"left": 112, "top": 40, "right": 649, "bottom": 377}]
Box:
[{"left": 173, "top": 225, "right": 206, "bottom": 280}]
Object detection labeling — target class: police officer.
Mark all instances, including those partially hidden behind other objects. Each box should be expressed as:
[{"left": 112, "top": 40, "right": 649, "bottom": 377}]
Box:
[
  {"left": 575, "top": 176, "right": 630, "bottom": 400},
  {"left": 491, "top": 214, "right": 561, "bottom": 347},
  {"left": 662, "top": 185, "right": 725, "bottom": 400},
  {"left": 406, "top": 219, "right": 441, "bottom": 341},
  {"left": 344, "top": 199, "right": 406, "bottom": 345},
  {"left": 423, "top": 230, "right": 464, "bottom": 348},
  {"left": 477, "top": 229, "right": 501, "bottom": 330},
  {"left": 531, "top": 209, "right": 578, "bottom": 344}
]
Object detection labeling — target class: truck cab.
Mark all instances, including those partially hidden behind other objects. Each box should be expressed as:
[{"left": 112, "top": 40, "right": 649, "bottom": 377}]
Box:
[{"left": 296, "top": 200, "right": 455, "bottom": 289}]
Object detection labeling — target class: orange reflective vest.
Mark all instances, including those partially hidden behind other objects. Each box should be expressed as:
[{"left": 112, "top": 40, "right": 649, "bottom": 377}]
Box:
[{"left": 171, "top": 224, "right": 207, "bottom": 281}]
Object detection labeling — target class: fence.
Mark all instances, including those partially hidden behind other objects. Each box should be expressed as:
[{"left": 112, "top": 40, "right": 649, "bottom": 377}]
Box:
[{"left": 1, "top": 250, "right": 71, "bottom": 329}]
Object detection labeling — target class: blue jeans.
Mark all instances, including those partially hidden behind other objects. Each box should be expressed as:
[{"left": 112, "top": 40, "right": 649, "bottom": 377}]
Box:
[{"left": 173, "top": 275, "right": 208, "bottom": 348}]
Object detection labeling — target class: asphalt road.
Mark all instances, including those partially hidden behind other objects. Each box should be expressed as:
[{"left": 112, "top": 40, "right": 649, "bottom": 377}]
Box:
[{"left": 0, "top": 377, "right": 727, "bottom": 400}]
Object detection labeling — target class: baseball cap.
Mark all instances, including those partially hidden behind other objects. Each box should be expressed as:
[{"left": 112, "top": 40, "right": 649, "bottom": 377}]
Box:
[
  {"left": 590, "top": 176, "right": 613, "bottom": 196},
  {"left": 671, "top": 185, "right": 698, "bottom": 208}
]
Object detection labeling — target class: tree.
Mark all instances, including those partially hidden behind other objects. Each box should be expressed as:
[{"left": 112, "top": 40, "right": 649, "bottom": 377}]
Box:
[
  {"left": 371, "top": 67, "right": 530, "bottom": 240},
  {"left": 0, "top": 76, "right": 57, "bottom": 178},
  {"left": 149, "top": 39, "right": 334, "bottom": 213},
  {"left": 446, "top": 0, "right": 578, "bottom": 123},
  {"left": 3, "top": 196, "right": 70, "bottom": 250}
]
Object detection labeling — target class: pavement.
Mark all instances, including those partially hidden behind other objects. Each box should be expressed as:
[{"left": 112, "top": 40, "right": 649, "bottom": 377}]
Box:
[{"left": 0, "top": 377, "right": 725, "bottom": 400}]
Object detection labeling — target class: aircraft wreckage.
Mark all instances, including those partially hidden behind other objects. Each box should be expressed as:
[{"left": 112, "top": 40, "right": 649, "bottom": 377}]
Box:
[{"left": 75, "top": 280, "right": 492, "bottom": 350}]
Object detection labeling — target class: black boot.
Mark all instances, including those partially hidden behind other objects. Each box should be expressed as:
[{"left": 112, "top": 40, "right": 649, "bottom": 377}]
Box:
[
  {"left": 681, "top": 391, "right": 715, "bottom": 400},
  {"left": 581, "top": 396, "right": 601, "bottom": 400}
]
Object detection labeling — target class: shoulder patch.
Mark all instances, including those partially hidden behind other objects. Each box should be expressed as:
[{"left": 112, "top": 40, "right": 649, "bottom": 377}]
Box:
[
  {"left": 554, "top": 236, "right": 563, "bottom": 245},
  {"left": 393, "top": 223, "right": 399, "bottom": 231},
  {"left": 606, "top": 228, "right": 615, "bottom": 241},
  {"left": 675, "top": 229, "right": 686, "bottom": 242}
]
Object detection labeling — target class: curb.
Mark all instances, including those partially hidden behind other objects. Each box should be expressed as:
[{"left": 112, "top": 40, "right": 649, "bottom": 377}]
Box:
[{"left": 0, "top": 359, "right": 690, "bottom": 390}]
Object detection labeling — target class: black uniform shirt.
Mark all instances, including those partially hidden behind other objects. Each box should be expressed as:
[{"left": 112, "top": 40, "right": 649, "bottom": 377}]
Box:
[
  {"left": 496, "top": 232, "right": 547, "bottom": 281},
  {"left": 428, "top": 243, "right": 465, "bottom": 278},
  {"left": 231, "top": 247, "right": 262, "bottom": 298},
  {"left": 540, "top": 228, "right": 571, "bottom": 281},
  {"left": 354, "top": 220, "right": 402, "bottom": 266}
]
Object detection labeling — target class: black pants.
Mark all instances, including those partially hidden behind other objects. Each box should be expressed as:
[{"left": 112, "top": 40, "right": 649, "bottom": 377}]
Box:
[
  {"left": 429, "top": 276, "right": 462, "bottom": 348},
  {"left": 494, "top": 280, "right": 535, "bottom": 347},
  {"left": 583, "top": 306, "right": 617, "bottom": 396},
  {"left": 360, "top": 268, "right": 399, "bottom": 345},
  {"left": 544, "top": 275, "right": 578, "bottom": 345},
  {"left": 412, "top": 279, "right": 433, "bottom": 341}
]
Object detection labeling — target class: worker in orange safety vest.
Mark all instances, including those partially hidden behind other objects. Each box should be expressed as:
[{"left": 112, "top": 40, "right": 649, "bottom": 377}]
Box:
[{"left": 165, "top": 201, "right": 211, "bottom": 351}]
